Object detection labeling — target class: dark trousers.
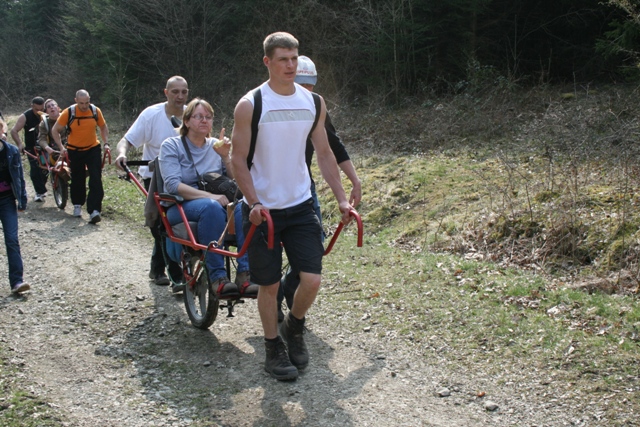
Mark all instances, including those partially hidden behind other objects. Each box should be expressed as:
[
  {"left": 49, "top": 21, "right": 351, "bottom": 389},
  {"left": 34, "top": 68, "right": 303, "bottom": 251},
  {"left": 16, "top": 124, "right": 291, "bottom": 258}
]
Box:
[
  {"left": 27, "top": 149, "right": 48, "bottom": 195},
  {"left": 143, "top": 178, "right": 182, "bottom": 279},
  {"left": 68, "top": 145, "right": 103, "bottom": 213}
]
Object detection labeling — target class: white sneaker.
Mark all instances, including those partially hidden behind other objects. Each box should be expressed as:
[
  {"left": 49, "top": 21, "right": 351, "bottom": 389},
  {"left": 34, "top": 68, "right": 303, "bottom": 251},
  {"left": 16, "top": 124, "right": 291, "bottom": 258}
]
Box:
[
  {"left": 73, "top": 205, "right": 82, "bottom": 217},
  {"left": 89, "top": 210, "right": 101, "bottom": 224},
  {"left": 34, "top": 194, "right": 44, "bottom": 202}
]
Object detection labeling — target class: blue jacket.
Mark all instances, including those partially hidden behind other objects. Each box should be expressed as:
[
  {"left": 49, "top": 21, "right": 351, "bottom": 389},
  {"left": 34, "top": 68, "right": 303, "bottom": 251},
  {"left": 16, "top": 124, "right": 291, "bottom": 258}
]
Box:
[{"left": 1, "top": 139, "right": 27, "bottom": 210}]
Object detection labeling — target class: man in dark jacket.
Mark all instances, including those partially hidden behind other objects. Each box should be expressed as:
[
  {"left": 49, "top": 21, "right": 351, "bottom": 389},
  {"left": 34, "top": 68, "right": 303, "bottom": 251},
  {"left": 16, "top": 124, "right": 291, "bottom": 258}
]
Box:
[
  {"left": 277, "top": 55, "right": 362, "bottom": 320},
  {"left": 10, "top": 97, "right": 46, "bottom": 202}
]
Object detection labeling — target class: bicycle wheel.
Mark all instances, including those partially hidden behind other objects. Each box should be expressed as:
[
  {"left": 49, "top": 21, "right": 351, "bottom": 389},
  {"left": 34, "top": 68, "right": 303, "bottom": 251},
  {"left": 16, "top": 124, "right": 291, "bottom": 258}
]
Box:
[
  {"left": 51, "top": 173, "right": 68, "bottom": 210},
  {"left": 183, "top": 253, "right": 219, "bottom": 329}
]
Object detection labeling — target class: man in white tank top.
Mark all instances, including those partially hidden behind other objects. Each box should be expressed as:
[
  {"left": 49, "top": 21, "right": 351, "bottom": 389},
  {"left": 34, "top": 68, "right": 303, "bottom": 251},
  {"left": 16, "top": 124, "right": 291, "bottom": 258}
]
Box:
[{"left": 231, "top": 32, "right": 354, "bottom": 381}]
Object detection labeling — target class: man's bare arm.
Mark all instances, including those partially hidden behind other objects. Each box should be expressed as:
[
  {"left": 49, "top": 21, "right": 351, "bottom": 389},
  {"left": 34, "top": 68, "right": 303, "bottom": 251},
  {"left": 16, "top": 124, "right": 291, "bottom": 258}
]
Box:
[
  {"left": 115, "top": 137, "right": 133, "bottom": 170},
  {"left": 230, "top": 98, "right": 262, "bottom": 225},
  {"left": 99, "top": 123, "right": 109, "bottom": 146},
  {"left": 338, "top": 160, "right": 361, "bottom": 207},
  {"left": 51, "top": 123, "right": 66, "bottom": 152},
  {"left": 10, "top": 115, "right": 26, "bottom": 152}
]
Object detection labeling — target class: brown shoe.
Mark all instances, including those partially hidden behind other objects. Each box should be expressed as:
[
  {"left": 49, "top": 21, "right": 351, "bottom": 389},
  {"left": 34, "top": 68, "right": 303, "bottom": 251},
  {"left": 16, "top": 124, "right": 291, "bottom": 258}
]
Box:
[
  {"left": 213, "top": 277, "right": 239, "bottom": 299},
  {"left": 264, "top": 337, "right": 298, "bottom": 381},
  {"left": 280, "top": 313, "right": 309, "bottom": 370},
  {"left": 235, "top": 271, "right": 258, "bottom": 298}
]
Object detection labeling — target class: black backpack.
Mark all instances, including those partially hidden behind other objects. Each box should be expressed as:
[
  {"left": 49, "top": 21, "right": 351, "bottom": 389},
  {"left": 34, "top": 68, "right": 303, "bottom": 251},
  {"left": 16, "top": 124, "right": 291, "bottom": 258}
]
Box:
[
  {"left": 66, "top": 104, "right": 98, "bottom": 134},
  {"left": 246, "top": 87, "right": 321, "bottom": 169}
]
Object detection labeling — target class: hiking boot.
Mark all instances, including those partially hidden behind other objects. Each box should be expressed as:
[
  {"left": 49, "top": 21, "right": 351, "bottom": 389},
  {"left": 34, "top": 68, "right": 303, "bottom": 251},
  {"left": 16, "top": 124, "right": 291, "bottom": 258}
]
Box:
[
  {"left": 212, "top": 277, "right": 239, "bottom": 299},
  {"left": 279, "top": 313, "right": 309, "bottom": 370},
  {"left": 154, "top": 273, "right": 170, "bottom": 286},
  {"left": 11, "top": 282, "right": 30, "bottom": 294},
  {"left": 89, "top": 211, "right": 101, "bottom": 224},
  {"left": 235, "top": 271, "right": 258, "bottom": 298},
  {"left": 73, "top": 205, "right": 82, "bottom": 217},
  {"left": 264, "top": 337, "right": 298, "bottom": 381}
]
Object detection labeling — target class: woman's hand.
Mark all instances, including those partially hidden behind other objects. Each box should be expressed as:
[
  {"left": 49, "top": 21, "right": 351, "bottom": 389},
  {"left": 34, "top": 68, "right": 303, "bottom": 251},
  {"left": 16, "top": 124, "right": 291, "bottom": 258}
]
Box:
[
  {"left": 209, "top": 193, "right": 229, "bottom": 206},
  {"left": 213, "top": 127, "right": 231, "bottom": 157}
]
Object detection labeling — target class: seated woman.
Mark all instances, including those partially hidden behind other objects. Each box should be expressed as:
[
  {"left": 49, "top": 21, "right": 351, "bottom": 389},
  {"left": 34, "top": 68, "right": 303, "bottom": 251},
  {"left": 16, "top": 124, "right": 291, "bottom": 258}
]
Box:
[{"left": 159, "top": 98, "right": 256, "bottom": 298}]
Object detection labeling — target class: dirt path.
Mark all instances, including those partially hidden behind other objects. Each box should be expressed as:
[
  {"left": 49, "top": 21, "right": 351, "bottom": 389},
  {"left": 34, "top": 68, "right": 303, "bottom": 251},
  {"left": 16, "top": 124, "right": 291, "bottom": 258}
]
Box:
[{"left": 0, "top": 190, "right": 593, "bottom": 426}]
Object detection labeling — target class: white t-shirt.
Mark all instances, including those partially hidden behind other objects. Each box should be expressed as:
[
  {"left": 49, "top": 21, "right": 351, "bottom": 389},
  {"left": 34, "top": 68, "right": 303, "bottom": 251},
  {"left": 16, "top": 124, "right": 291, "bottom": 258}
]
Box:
[
  {"left": 243, "top": 82, "right": 316, "bottom": 209},
  {"left": 124, "top": 102, "right": 181, "bottom": 178}
]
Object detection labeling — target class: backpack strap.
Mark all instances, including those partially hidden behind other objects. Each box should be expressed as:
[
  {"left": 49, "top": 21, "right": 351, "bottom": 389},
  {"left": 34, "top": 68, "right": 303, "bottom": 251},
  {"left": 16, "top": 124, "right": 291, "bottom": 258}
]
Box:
[
  {"left": 309, "top": 92, "right": 321, "bottom": 136},
  {"left": 246, "top": 87, "right": 262, "bottom": 170},
  {"left": 67, "top": 104, "right": 98, "bottom": 130},
  {"left": 246, "top": 89, "right": 321, "bottom": 170}
]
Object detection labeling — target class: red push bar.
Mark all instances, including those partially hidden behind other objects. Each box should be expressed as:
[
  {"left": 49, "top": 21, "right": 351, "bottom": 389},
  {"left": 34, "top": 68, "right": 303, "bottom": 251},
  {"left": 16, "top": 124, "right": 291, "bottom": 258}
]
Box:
[{"left": 323, "top": 209, "right": 363, "bottom": 255}]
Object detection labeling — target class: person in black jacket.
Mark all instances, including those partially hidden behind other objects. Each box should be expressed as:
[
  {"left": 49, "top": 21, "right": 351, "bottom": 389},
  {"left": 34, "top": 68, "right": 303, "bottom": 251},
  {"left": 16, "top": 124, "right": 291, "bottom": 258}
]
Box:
[
  {"left": 10, "top": 97, "right": 46, "bottom": 202},
  {"left": 277, "top": 55, "right": 362, "bottom": 321}
]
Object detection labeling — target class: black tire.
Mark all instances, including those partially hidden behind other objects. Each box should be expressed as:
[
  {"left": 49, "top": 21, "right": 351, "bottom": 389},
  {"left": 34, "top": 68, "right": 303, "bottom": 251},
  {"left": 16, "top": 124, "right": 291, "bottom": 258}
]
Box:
[
  {"left": 51, "top": 173, "right": 68, "bottom": 210},
  {"left": 183, "top": 254, "right": 219, "bottom": 329}
]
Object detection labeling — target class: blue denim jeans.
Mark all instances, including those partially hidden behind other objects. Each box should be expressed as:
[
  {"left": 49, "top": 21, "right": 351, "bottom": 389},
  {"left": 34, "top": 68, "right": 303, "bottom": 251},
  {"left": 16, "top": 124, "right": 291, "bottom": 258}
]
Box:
[
  {"left": 167, "top": 198, "right": 249, "bottom": 282},
  {"left": 0, "top": 196, "right": 23, "bottom": 288},
  {"left": 232, "top": 202, "right": 250, "bottom": 273}
]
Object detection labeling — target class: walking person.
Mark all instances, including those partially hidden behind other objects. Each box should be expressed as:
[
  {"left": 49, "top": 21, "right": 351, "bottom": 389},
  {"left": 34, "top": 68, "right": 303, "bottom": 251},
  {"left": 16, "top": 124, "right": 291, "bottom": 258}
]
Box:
[
  {"left": 10, "top": 97, "right": 47, "bottom": 202},
  {"left": 277, "top": 55, "right": 362, "bottom": 320},
  {"left": 231, "top": 32, "right": 354, "bottom": 381},
  {"left": 51, "top": 90, "right": 109, "bottom": 224},
  {"left": 0, "top": 124, "right": 30, "bottom": 294},
  {"left": 115, "top": 76, "right": 188, "bottom": 290}
]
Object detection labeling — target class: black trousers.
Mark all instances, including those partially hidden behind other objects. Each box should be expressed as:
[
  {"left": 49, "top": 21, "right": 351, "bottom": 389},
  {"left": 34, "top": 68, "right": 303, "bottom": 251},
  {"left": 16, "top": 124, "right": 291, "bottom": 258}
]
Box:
[{"left": 68, "top": 145, "right": 103, "bottom": 213}]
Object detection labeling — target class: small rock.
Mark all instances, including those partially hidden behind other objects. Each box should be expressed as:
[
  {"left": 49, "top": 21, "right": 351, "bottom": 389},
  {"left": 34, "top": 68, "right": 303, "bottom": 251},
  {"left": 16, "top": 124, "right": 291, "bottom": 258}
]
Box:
[
  {"left": 203, "top": 361, "right": 211, "bottom": 367},
  {"left": 484, "top": 401, "right": 499, "bottom": 411},
  {"left": 136, "top": 295, "right": 145, "bottom": 301},
  {"left": 435, "top": 388, "right": 451, "bottom": 397}
]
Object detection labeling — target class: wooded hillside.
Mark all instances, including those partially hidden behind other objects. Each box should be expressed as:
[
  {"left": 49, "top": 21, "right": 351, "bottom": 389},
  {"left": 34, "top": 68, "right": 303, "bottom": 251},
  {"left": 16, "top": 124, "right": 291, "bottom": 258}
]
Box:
[{"left": 1, "top": 0, "right": 639, "bottom": 118}]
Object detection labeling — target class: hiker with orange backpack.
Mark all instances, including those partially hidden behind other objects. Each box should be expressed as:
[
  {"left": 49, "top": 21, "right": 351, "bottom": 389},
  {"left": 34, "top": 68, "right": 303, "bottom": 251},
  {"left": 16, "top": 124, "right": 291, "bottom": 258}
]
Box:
[{"left": 51, "top": 90, "right": 109, "bottom": 223}]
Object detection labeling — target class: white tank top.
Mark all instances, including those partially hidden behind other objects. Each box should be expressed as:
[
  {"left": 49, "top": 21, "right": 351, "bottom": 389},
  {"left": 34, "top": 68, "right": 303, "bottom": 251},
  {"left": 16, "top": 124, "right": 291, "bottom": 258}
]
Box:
[{"left": 243, "top": 82, "right": 315, "bottom": 209}]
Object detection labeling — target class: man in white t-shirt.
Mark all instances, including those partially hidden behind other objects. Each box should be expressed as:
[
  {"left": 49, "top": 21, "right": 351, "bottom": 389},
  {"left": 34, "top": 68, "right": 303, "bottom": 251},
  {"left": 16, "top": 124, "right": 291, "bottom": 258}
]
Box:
[{"left": 115, "top": 76, "right": 188, "bottom": 291}]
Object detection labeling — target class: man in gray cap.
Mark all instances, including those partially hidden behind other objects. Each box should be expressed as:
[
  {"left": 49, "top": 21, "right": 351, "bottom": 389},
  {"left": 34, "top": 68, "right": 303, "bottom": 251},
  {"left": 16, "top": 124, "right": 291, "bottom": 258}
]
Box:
[{"left": 277, "top": 54, "right": 362, "bottom": 321}]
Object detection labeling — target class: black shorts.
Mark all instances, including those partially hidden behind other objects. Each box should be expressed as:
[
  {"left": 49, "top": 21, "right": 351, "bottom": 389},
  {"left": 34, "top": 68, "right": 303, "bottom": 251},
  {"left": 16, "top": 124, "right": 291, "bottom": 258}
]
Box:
[{"left": 242, "top": 198, "right": 323, "bottom": 286}]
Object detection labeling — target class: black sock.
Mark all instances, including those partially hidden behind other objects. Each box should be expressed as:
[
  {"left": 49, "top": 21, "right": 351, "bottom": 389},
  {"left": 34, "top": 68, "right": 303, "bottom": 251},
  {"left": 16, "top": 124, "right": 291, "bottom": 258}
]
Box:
[{"left": 289, "top": 313, "right": 305, "bottom": 325}]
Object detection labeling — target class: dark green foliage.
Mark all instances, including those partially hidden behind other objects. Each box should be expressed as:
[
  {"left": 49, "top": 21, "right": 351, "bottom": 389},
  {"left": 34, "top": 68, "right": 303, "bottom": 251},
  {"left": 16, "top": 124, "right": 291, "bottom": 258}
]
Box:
[{"left": 1, "top": 0, "right": 639, "bottom": 111}]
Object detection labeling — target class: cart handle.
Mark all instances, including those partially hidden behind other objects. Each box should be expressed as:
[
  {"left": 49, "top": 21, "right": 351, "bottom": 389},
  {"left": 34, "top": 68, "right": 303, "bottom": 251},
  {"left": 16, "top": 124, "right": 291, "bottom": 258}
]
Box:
[
  {"left": 102, "top": 146, "right": 111, "bottom": 168},
  {"left": 323, "top": 209, "right": 363, "bottom": 256},
  {"left": 155, "top": 193, "right": 274, "bottom": 256},
  {"left": 119, "top": 163, "right": 148, "bottom": 197}
]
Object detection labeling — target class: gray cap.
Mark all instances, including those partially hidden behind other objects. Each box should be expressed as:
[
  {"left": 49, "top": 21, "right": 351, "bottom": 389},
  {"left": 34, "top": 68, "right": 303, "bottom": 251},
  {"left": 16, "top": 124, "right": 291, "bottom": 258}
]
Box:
[{"left": 295, "top": 55, "right": 318, "bottom": 85}]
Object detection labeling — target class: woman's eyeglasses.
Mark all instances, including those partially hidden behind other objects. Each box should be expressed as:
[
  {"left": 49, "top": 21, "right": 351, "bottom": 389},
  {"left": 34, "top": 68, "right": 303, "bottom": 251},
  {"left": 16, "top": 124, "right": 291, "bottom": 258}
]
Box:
[{"left": 191, "top": 114, "right": 213, "bottom": 122}]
